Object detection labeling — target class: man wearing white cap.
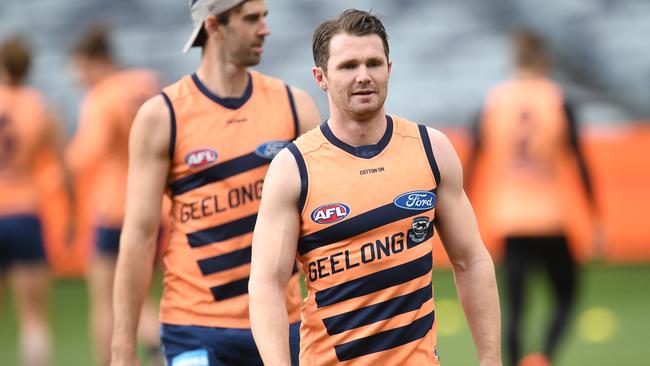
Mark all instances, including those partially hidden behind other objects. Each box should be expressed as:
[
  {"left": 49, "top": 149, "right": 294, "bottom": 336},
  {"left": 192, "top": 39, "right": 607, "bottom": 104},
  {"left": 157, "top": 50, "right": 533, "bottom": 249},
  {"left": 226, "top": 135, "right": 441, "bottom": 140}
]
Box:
[{"left": 110, "top": 0, "right": 321, "bottom": 365}]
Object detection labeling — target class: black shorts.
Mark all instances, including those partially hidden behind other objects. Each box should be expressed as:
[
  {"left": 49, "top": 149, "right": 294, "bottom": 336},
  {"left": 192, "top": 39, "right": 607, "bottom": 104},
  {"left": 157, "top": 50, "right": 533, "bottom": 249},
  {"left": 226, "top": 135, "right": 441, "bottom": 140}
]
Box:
[
  {"left": 95, "top": 225, "right": 122, "bottom": 256},
  {"left": 95, "top": 225, "right": 163, "bottom": 257},
  {"left": 0, "top": 214, "right": 47, "bottom": 272}
]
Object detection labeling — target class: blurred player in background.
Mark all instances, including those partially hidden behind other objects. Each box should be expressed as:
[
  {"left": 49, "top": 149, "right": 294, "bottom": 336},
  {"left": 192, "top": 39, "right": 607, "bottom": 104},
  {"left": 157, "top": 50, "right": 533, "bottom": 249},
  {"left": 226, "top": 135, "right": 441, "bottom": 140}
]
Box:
[
  {"left": 467, "top": 30, "right": 602, "bottom": 366},
  {"left": 111, "top": 0, "right": 321, "bottom": 365},
  {"left": 249, "top": 9, "right": 501, "bottom": 366},
  {"left": 66, "top": 25, "right": 162, "bottom": 366},
  {"left": 0, "top": 35, "right": 73, "bottom": 366}
]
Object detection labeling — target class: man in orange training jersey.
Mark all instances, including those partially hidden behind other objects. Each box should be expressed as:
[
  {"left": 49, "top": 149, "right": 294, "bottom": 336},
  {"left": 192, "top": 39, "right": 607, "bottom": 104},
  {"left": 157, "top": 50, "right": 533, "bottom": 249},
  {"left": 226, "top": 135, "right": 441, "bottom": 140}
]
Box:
[
  {"left": 249, "top": 9, "right": 502, "bottom": 366},
  {"left": 0, "top": 35, "right": 73, "bottom": 366},
  {"left": 466, "top": 30, "right": 602, "bottom": 366},
  {"left": 110, "top": 0, "right": 321, "bottom": 365},
  {"left": 67, "top": 25, "right": 162, "bottom": 366}
]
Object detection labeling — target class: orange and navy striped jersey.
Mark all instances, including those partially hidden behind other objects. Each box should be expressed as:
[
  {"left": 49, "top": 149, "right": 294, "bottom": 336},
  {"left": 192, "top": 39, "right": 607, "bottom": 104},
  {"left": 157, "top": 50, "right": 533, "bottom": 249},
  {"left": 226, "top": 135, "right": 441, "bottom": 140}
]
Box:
[
  {"left": 160, "top": 70, "right": 302, "bottom": 328},
  {"left": 477, "top": 77, "right": 573, "bottom": 236},
  {"left": 0, "top": 85, "right": 49, "bottom": 216},
  {"left": 67, "top": 69, "right": 159, "bottom": 227},
  {"left": 289, "top": 116, "right": 441, "bottom": 365}
]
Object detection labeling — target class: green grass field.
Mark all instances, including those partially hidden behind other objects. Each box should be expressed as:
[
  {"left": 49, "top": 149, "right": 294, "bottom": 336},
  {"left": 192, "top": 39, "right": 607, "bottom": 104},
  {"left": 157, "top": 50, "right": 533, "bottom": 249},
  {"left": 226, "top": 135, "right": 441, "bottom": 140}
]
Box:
[{"left": 1, "top": 264, "right": 649, "bottom": 365}]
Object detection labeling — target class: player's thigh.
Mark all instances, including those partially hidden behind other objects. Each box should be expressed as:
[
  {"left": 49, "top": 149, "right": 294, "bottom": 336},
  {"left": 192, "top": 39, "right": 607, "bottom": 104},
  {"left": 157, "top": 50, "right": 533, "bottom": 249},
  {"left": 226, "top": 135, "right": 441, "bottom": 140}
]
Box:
[
  {"left": 542, "top": 236, "right": 577, "bottom": 297},
  {"left": 10, "top": 263, "right": 49, "bottom": 322},
  {"left": 88, "top": 226, "right": 120, "bottom": 304},
  {"left": 87, "top": 255, "right": 117, "bottom": 303}
]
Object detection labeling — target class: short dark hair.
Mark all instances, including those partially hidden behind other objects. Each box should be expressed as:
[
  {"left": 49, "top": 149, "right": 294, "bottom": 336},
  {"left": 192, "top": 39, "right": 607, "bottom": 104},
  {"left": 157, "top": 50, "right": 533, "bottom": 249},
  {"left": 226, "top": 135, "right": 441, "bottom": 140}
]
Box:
[
  {"left": 312, "top": 9, "right": 389, "bottom": 73},
  {"left": 0, "top": 35, "right": 31, "bottom": 86},
  {"left": 513, "top": 29, "right": 549, "bottom": 71},
  {"left": 71, "top": 24, "right": 113, "bottom": 61}
]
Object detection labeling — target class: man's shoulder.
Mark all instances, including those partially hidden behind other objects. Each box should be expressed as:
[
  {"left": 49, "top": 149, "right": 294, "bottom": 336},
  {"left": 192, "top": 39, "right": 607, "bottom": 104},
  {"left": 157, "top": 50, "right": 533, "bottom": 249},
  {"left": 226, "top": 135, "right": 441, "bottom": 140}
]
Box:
[
  {"left": 0, "top": 85, "right": 45, "bottom": 107},
  {"left": 251, "top": 69, "right": 283, "bottom": 83},
  {"left": 161, "top": 75, "right": 195, "bottom": 102},
  {"left": 251, "top": 70, "right": 290, "bottom": 93},
  {"left": 488, "top": 77, "right": 564, "bottom": 102},
  {"left": 292, "top": 123, "right": 324, "bottom": 154},
  {"left": 390, "top": 114, "right": 433, "bottom": 138}
]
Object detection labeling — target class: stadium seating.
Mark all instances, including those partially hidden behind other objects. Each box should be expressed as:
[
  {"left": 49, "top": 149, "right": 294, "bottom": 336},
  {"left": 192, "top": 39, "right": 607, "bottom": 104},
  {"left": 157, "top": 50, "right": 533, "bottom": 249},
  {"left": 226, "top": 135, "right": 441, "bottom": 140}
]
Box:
[{"left": 1, "top": 0, "right": 648, "bottom": 129}]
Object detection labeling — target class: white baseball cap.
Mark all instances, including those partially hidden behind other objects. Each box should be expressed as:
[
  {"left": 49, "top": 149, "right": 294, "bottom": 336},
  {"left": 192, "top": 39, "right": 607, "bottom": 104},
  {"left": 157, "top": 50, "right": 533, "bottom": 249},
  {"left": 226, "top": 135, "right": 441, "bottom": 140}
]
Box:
[{"left": 183, "top": 0, "right": 248, "bottom": 53}]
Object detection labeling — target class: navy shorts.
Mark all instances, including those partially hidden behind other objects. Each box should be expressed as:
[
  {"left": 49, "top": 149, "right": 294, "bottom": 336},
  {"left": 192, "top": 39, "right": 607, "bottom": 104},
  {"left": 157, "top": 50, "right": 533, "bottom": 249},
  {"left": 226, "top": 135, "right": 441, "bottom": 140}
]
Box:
[
  {"left": 160, "top": 322, "right": 301, "bottom": 366},
  {"left": 95, "top": 226, "right": 163, "bottom": 257},
  {"left": 0, "top": 215, "right": 47, "bottom": 271},
  {"left": 95, "top": 226, "right": 122, "bottom": 256}
]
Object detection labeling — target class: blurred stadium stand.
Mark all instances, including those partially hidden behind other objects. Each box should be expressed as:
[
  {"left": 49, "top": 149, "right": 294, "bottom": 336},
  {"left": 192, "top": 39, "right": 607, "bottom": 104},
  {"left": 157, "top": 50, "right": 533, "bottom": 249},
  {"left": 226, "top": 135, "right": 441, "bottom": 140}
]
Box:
[{"left": 1, "top": 0, "right": 648, "bottom": 130}]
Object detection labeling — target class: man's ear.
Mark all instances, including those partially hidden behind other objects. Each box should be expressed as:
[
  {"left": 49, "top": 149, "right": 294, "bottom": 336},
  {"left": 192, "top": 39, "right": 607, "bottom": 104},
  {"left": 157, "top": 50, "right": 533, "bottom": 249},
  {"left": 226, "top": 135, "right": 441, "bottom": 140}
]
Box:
[
  {"left": 204, "top": 15, "right": 224, "bottom": 41},
  {"left": 312, "top": 66, "right": 328, "bottom": 91}
]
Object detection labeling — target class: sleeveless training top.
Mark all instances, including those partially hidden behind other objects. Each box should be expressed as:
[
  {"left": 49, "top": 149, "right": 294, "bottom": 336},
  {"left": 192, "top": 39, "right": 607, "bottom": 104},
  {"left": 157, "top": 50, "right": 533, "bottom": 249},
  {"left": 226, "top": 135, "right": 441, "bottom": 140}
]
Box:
[
  {"left": 0, "top": 86, "right": 48, "bottom": 216},
  {"left": 290, "top": 115, "right": 442, "bottom": 365},
  {"left": 479, "top": 78, "right": 571, "bottom": 236},
  {"left": 160, "top": 70, "right": 302, "bottom": 328},
  {"left": 67, "top": 69, "right": 159, "bottom": 227}
]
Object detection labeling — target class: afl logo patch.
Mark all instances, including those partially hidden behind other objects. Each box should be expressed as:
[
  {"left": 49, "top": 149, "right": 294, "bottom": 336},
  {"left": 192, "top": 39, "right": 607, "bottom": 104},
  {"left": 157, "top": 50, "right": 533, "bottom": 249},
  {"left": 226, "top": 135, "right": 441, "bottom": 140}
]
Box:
[
  {"left": 393, "top": 190, "right": 436, "bottom": 210},
  {"left": 311, "top": 203, "right": 350, "bottom": 224},
  {"left": 185, "top": 148, "right": 218, "bottom": 168},
  {"left": 255, "top": 141, "right": 289, "bottom": 159}
]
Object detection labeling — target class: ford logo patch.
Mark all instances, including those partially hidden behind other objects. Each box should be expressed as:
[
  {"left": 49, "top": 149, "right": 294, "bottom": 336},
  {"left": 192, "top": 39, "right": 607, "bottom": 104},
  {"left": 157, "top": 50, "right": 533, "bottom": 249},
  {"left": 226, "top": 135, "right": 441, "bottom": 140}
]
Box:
[
  {"left": 255, "top": 141, "right": 289, "bottom": 159},
  {"left": 393, "top": 191, "right": 436, "bottom": 210},
  {"left": 311, "top": 203, "right": 351, "bottom": 224}
]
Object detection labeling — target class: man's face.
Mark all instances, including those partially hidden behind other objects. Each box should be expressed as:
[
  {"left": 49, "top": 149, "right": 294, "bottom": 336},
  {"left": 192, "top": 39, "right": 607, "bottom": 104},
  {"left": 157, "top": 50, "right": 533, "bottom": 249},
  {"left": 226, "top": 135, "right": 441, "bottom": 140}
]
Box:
[
  {"left": 220, "top": 0, "right": 270, "bottom": 67},
  {"left": 319, "top": 33, "right": 391, "bottom": 121}
]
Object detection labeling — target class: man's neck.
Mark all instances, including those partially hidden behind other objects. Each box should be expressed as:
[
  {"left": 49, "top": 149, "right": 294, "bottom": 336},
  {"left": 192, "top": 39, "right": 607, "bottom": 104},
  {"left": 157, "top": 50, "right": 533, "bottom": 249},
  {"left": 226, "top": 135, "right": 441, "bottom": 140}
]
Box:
[
  {"left": 515, "top": 67, "right": 547, "bottom": 79},
  {"left": 196, "top": 51, "right": 250, "bottom": 98},
  {"left": 328, "top": 109, "right": 387, "bottom": 147},
  {"left": 90, "top": 62, "right": 118, "bottom": 88}
]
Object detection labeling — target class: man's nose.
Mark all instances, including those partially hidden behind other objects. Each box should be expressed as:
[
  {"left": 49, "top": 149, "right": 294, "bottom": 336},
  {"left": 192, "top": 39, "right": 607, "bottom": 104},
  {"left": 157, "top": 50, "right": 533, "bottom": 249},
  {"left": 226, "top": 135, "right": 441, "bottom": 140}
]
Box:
[{"left": 355, "top": 65, "right": 371, "bottom": 84}]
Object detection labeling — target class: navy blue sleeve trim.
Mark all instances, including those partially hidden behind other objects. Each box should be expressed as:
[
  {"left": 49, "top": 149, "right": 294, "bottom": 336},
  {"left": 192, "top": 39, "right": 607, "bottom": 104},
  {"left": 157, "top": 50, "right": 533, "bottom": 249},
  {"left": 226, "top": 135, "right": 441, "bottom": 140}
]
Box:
[
  {"left": 287, "top": 143, "right": 308, "bottom": 213},
  {"left": 286, "top": 85, "right": 299, "bottom": 139},
  {"left": 417, "top": 125, "right": 441, "bottom": 186},
  {"left": 161, "top": 92, "right": 176, "bottom": 162}
]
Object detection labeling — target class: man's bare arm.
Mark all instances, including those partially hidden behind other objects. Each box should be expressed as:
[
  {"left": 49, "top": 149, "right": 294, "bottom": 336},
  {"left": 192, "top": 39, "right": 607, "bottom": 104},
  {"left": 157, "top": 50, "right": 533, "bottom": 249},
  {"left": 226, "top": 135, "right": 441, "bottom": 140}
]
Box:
[
  {"left": 290, "top": 86, "right": 322, "bottom": 134},
  {"left": 111, "top": 95, "right": 170, "bottom": 365},
  {"left": 429, "top": 128, "right": 502, "bottom": 366},
  {"left": 249, "top": 149, "right": 302, "bottom": 366}
]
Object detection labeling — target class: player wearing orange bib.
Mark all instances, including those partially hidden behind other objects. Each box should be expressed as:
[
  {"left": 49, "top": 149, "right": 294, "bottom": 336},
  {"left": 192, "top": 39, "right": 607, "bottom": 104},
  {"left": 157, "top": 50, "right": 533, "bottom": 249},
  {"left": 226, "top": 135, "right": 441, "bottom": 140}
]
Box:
[
  {"left": 466, "top": 31, "right": 601, "bottom": 366},
  {"left": 111, "top": 1, "right": 321, "bottom": 365},
  {"left": 249, "top": 10, "right": 502, "bottom": 366},
  {"left": 0, "top": 35, "right": 72, "bottom": 366},
  {"left": 67, "top": 26, "right": 162, "bottom": 366}
]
